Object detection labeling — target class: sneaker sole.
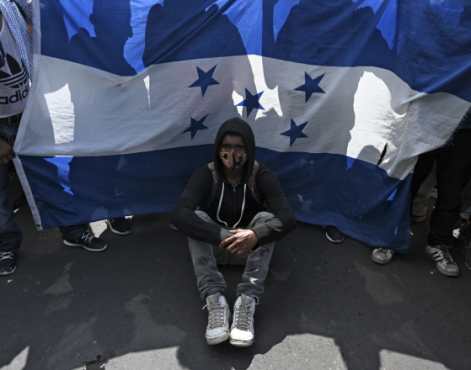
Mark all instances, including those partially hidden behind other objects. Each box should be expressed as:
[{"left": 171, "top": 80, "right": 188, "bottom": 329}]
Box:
[
  {"left": 230, "top": 338, "right": 254, "bottom": 347},
  {"left": 325, "top": 231, "right": 344, "bottom": 244},
  {"left": 435, "top": 266, "right": 460, "bottom": 277},
  {"left": 425, "top": 248, "right": 460, "bottom": 277},
  {"left": 206, "top": 332, "right": 229, "bottom": 345},
  {"left": 0, "top": 265, "right": 16, "bottom": 276},
  {"left": 63, "top": 240, "right": 108, "bottom": 253},
  {"left": 106, "top": 221, "right": 132, "bottom": 236},
  {"left": 371, "top": 254, "right": 393, "bottom": 265}
]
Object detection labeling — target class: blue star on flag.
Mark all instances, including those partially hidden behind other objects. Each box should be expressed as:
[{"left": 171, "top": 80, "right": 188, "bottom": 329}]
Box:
[
  {"left": 237, "top": 89, "right": 264, "bottom": 117},
  {"left": 281, "top": 119, "right": 309, "bottom": 146},
  {"left": 183, "top": 115, "right": 209, "bottom": 139},
  {"left": 294, "top": 73, "right": 325, "bottom": 102},
  {"left": 189, "top": 66, "right": 219, "bottom": 96}
]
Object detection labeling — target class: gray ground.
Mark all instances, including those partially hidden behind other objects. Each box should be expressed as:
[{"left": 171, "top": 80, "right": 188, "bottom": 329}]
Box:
[{"left": 1, "top": 207, "right": 471, "bottom": 370}]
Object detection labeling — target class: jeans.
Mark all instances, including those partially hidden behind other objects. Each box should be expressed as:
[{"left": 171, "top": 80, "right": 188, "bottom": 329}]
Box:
[
  {"left": 188, "top": 210, "right": 275, "bottom": 302},
  {"left": 411, "top": 130, "right": 471, "bottom": 245},
  {"left": 0, "top": 115, "right": 22, "bottom": 253}
]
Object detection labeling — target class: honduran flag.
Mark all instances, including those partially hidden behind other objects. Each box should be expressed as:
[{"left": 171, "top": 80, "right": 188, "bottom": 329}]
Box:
[{"left": 13, "top": 0, "right": 471, "bottom": 249}]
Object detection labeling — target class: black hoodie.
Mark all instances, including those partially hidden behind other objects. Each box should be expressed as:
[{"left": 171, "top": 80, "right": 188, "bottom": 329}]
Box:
[{"left": 172, "top": 118, "right": 296, "bottom": 246}]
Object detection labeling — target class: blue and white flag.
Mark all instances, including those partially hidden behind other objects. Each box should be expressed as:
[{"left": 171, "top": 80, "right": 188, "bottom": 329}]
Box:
[{"left": 14, "top": 0, "right": 471, "bottom": 248}]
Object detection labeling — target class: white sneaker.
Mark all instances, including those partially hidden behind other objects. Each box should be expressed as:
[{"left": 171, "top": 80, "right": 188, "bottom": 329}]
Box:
[
  {"left": 204, "top": 293, "right": 230, "bottom": 345},
  {"left": 230, "top": 294, "right": 256, "bottom": 347},
  {"left": 371, "top": 248, "right": 394, "bottom": 265}
]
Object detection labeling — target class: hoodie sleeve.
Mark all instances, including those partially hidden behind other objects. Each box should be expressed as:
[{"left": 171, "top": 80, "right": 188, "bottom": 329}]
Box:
[
  {"left": 172, "top": 166, "right": 229, "bottom": 244},
  {"left": 251, "top": 166, "right": 296, "bottom": 245}
]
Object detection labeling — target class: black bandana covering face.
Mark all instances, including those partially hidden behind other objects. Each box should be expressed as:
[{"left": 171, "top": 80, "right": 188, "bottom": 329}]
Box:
[{"left": 219, "top": 143, "right": 247, "bottom": 171}]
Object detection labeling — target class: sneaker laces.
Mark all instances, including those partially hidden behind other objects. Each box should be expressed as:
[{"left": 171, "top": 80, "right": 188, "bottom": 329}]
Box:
[
  {"left": 79, "top": 229, "right": 95, "bottom": 245},
  {"left": 430, "top": 247, "right": 455, "bottom": 265},
  {"left": 378, "top": 248, "right": 392, "bottom": 256},
  {"left": 0, "top": 251, "right": 15, "bottom": 261},
  {"left": 204, "top": 301, "right": 226, "bottom": 330},
  {"left": 234, "top": 299, "right": 253, "bottom": 331}
]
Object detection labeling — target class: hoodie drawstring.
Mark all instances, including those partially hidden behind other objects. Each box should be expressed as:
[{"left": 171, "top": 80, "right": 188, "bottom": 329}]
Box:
[{"left": 216, "top": 182, "right": 246, "bottom": 229}]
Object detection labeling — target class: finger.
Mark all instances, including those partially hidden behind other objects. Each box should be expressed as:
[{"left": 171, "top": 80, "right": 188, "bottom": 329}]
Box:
[
  {"left": 220, "top": 235, "right": 237, "bottom": 248},
  {"left": 226, "top": 241, "right": 239, "bottom": 253},
  {"left": 226, "top": 240, "right": 241, "bottom": 253}
]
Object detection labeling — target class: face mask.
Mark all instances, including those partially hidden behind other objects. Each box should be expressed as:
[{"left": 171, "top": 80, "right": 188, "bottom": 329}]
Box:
[{"left": 220, "top": 144, "right": 247, "bottom": 170}]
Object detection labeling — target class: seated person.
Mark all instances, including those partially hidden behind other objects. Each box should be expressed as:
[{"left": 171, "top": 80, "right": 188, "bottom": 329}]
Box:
[{"left": 172, "top": 117, "right": 296, "bottom": 347}]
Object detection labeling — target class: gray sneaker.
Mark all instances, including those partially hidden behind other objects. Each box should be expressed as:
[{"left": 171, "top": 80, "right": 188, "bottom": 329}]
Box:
[
  {"left": 371, "top": 248, "right": 394, "bottom": 265},
  {"left": 230, "top": 294, "right": 256, "bottom": 347},
  {"left": 425, "top": 245, "right": 460, "bottom": 277},
  {"left": 204, "top": 293, "right": 230, "bottom": 345}
]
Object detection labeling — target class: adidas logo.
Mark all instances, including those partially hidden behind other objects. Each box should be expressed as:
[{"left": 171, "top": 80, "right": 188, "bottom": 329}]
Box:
[
  {"left": 0, "top": 84, "right": 29, "bottom": 105},
  {"left": 0, "top": 53, "right": 29, "bottom": 105},
  {"left": 0, "top": 54, "right": 28, "bottom": 89}
]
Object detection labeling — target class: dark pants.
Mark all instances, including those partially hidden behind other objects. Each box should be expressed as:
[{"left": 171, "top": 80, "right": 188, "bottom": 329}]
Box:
[
  {"left": 411, "top": 130, "right": 471, "bottom": 245},
  {"left": 0, "top": 163, "right": 21, "bottom": 252},
  {"left": 0, "top": 115, "right": 22, "bottom": 253}
]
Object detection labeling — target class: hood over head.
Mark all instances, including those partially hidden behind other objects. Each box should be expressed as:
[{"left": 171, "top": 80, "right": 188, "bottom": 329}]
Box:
[{"left": 214, "top": 117, "right": 256, "bottom": 183}]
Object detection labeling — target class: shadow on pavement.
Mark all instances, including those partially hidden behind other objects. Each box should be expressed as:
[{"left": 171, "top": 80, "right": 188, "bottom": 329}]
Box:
[{"left": 1, "top": 210, "right": 470, "bottom": 370}]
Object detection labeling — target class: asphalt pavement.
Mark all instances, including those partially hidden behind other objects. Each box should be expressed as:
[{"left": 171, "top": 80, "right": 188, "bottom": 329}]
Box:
[{"left": 1, "top": 208, "right": 470, "bottom": 370}]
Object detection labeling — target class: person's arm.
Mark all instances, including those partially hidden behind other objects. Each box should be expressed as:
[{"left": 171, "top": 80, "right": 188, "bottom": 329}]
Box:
[
  {"left": 0, "top": 138, "right": 12, "bottom": 164},
  {"left": 172, "top": 166, "right": 228, "bottom": 244},
  {"left": 250, "top": 166, "right": 296, "bottom": 245}
]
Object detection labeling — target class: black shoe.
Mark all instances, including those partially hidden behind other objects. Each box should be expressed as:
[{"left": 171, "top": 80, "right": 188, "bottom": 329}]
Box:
[
  {"left": 0, "top": 251, "right": 17, "bottom": 276},
  {"left": 63, "top": 229, "right": 108, "bottom": 252},
  {"left": 324, "top": 226, "right": 345, "bottom": 244},
  {"left": 106, "top": 217, "right": 132, "bottom": 236}
]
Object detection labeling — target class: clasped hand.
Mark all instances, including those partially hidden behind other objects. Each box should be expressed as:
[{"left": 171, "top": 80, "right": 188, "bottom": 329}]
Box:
[{"left": 219, "top": 228, "right": 258, "bottom": 256}]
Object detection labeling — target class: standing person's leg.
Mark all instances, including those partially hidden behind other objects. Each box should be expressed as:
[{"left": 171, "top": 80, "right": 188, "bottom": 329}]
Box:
[
  {"left": 188, "top": 210, "right": 231, "bottom": 345},
  {"left": 412, "top": 165, "right": 436, "bottom": 223},
  {"left": 461, "top": 178, "right": 471, "bottom": 221},
  {"left": 231, "top": 212, "right": 275, "bottom": 347},
  {"left": 371, "top": 150, "right": 438, "bottom": 265},
  {"left": 411, "top": 150, "right": 438, "bottom": 200},
  {"left": 426, "top": 130, "right": 471, "bottom": 276},
  {"left": 0, "top": 163, "right": 22, "bottom": 275}
]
